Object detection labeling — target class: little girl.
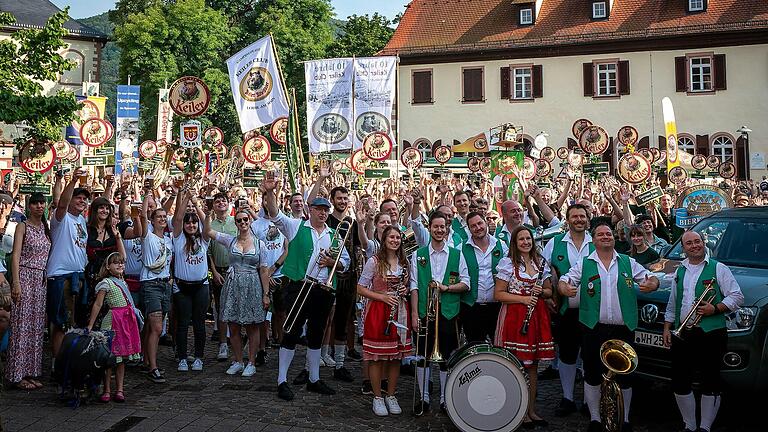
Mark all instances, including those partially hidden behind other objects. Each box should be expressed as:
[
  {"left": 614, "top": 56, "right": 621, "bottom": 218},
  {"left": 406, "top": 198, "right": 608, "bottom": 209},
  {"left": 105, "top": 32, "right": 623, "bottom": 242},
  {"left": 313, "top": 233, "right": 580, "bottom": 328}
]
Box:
[{"left": 86, "top": 252, "right": 142, "bottom": 403}]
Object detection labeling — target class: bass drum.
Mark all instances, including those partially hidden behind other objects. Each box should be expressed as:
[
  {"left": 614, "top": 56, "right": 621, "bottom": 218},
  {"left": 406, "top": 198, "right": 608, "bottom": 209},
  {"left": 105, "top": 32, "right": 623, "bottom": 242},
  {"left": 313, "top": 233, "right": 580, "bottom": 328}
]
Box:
[{"left": 445, "top": 343, "right": 529, "bottom": 432}]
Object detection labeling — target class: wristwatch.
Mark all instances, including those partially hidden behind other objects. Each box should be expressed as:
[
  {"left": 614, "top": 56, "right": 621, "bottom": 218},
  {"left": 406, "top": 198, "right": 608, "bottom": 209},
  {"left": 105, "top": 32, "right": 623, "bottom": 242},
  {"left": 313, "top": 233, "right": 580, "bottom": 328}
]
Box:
[{"left": 273, "top": 261, "right": 283, "bottom": 269}]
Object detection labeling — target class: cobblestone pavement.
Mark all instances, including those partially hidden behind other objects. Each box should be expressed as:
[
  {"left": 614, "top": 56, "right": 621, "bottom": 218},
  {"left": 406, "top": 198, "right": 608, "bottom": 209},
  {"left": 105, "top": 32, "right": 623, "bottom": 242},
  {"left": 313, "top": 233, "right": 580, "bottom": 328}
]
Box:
[{"left": 0, "top": 329, "right": 761, "bottom": 432}]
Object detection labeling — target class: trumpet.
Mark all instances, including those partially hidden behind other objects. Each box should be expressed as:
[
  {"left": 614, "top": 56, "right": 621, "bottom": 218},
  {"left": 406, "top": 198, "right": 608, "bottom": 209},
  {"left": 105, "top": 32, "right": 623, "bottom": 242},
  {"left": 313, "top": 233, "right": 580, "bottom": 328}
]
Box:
[
  {"left": 283, "top": 220, "right": 353, "bottom": 334},
  {"left": 521, "top": 257, "right": 548, "bottom": 335},
  {"left": 533, "top": 220, "right": 568, "bottom": 242},
  {"left": 671, "top": 280, "right": 717, "bottom": 339},
  {"left": 412, "top": 280, "right": 443, "bottom": 416},
  {"left": 599, "top": 339, "right": 638, "bottom": 432}
]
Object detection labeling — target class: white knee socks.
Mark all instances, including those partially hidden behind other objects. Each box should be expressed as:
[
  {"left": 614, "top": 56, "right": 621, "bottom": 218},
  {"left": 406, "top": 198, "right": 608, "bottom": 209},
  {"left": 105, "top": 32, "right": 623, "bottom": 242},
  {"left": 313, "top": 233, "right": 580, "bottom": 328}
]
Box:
[
  {"left": 583, "top": 383, "right": 601, "bottom": 422},
  {"left": 675, "top": 392, "right": 697, "bottom": 431},
  {"left": 700, "top": 394, "right": 721, "bottom": 432},
  {"left": 415, "top": 366, "right": 430, "bottom": 402},
  {"left": 334, "top": 344, "right": 346, "bottom": 369},
  {"left": 307, "top": 348, "right": 321, "bottom": 383},
  {"left": 277, "top": 347, "right": 295, "bottom": 385},
  {"left": 439, "top": 370, "right": 448, "bottom": 403},
  {"left": 621, "top": 388, "right": 632, "bottom": 423},
  {"left": 559, "top": 362, "right": 577, "bottom": 401}
]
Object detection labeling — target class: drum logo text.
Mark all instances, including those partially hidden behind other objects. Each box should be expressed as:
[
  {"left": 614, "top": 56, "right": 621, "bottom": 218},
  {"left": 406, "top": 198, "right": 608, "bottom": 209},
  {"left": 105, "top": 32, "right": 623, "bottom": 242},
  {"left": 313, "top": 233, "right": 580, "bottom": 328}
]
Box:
[{"left": 458, "top": 365, "right": 482, "bottom": 387}]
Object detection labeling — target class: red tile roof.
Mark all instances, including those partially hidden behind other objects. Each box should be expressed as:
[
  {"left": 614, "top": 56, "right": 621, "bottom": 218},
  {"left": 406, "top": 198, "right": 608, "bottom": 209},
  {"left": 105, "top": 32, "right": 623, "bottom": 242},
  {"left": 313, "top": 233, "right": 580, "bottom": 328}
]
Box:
[{"left": 381, "top": 0, "right": 768, "bottom": 56}]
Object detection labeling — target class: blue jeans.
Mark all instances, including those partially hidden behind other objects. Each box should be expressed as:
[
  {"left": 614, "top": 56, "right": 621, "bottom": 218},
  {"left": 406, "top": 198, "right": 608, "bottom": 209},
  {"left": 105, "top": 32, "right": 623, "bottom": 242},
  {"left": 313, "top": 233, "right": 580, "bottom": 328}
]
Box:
[{"left": 46, "top": 272, "right": 85, "bottom": 328}]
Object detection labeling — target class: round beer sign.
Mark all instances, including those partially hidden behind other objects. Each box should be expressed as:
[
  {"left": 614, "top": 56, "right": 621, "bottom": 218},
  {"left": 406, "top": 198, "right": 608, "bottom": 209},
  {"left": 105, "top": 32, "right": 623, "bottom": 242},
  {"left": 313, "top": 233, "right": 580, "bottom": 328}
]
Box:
[
  {"left": 155, "top": 139, "right": 168, "bottom": 155},
  {"left": 572, "top": 118, "right": 593, "bottom": 140},
  {"left": 617, "top": 153, "right": 652, "bottom": 184},
  {"left": 362, "top": 132, "right": 393, "bottom": 161},
  {"left": 355, "top": 112, "right": 390, "bottom": 143},
  {"left": 480, "top": 157, "right": 492, "bottom": 174},
  {"left": 535, "top": 159, "right": 552, "bottom": 178},
  {"left": 139, "top": 140, "right": 157, "bottom": 159},
  {"left": 434, "top": 145, "right": 452, "bottom": 164},
  {"left": 203, "top": 127, "right": 224, "bottom": 147},
  {"left": 270, "top": 117, "right": 288, "bottom": 146},
  {"left": 578, "top": 126, "right": 609, "bottom": 154},
  {"left": 401, "top": 147, "right": 423, "bottom": 170},
  {"left": 243, "top": 135, "right": 271, "bottom": 164},
  {"left": 169, "top": 76, "right": 211, "bottom": 117},
  {"left": 467, "top": 157, "right": 481, "bottom": 173},
  {"left": 540, "top": 147, "right": 556, "bottom": 162},
  {"left": 691, "top": 154, "right": 707, "bottom": 171},
  {"left": 350, "top": 149, "right": 370, "bottom": 175},
  {"left": 668, "top": 166, "right": 688, "bottom": 185},
  {"left": 79, "top": 118, "right": 111, "bottom": 147},
  {"left": 312, "top": 113, "right": 350, "bottom": 145},
  {"left": 20, "top": 141, "right": 56, "bottom": 174},
  {"left": 616, "top": 126, "right": 639, "bottom": 147},
  {"left": 522, "top": 157, "right": 537, "bottom": 180}
]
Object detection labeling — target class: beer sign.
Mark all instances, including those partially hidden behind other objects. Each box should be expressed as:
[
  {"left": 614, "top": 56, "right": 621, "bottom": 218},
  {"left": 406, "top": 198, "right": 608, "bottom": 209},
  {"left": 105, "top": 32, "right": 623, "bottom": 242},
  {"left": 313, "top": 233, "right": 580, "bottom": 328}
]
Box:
[
  {"left": 19, "top": 141, "right": 56, "bottom": 174},
  {"left": 180, "top": 120, "right": 202, "bottom": 148},
  {"left": 203, "top": 127, "right": 224, "bottom": 147},
  {"left": 79, "top": 118, "right": 111, "bottom": 147},
  {"left": 270, "top": 117, "right": 288, "bottom": 145},
  {"left": 362, "top": 132, "right": 392, "bottom": 161},
  {"left": 242, "top": 135, "right": 271, "bottom": 164},
  {"left": 169, "top": 76, "right": 211, "bottom": 117}
]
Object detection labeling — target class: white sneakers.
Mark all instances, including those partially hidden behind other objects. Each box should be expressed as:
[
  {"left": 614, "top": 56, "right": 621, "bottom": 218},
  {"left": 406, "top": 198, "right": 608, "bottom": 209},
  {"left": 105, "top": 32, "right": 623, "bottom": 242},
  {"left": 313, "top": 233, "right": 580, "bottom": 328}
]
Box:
[
  {"left": 242, "top": 363, "right": 257, "bottom": 377},
  {"left": 178, "top": 359, "right": 189, "bottom": 372},
  {"left": 191, "top": 358, "right": 203, "bottom": 371},
  {"left": 373, "top": 397, "right": 388, "bottom": 416},
  {"left": 373, "top": 396, "right": 402, "bottom": 416},
  {"left": 385, "top": 396, "right": 402, "bottom": 415},
  {"left": 226, "top": 361, "right": 244, "bottom": 375},
  {"left": 321, "top": 353, "right": 336, "bottom": 367},
  {"left": 217, "top": 343, "right": 229, "bottom": 361}
]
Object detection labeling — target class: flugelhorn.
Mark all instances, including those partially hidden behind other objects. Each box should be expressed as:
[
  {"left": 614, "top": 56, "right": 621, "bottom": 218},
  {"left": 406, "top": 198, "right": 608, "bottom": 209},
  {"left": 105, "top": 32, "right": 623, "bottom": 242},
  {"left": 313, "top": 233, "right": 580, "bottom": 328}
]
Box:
[
  {"left": 671, "top": 280, "right": 717, "bottom": 339},
  {"left": 283, "top": 220, "right": 353, "bottom": 334},
  {"left": 599, "top": 339, "right": 638, "bottom": 432}
]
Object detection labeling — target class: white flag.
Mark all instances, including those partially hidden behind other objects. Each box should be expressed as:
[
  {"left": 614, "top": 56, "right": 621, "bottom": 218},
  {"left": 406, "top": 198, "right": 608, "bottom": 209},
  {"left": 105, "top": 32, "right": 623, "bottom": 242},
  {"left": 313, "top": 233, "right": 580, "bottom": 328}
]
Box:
[
  {"left": 353, "top": 57, "right": 397, "bottom": 151},
  {"left": 226, "top": 35, "right": 290, "bottom": 133},
  {"left": 305, "top": 58, "right": 355, "bottom": 153}
]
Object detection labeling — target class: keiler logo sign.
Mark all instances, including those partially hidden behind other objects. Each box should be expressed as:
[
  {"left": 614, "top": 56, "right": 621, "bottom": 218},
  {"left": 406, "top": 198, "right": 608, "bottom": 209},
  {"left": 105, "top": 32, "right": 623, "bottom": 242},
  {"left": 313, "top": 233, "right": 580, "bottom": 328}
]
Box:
[
  {"left": 169, "top": 76, "right": 211, "bottom": 118},
  {"left": 239, "top": 67, "right": 273, "bottom": 102}
]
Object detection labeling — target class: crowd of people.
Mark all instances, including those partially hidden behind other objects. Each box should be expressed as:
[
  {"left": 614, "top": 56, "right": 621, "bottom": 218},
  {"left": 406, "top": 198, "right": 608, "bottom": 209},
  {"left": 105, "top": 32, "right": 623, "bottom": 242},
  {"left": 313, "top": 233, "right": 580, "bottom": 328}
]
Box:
[{"left": 0, "top": 162, "right": 761, "bottom": 432}]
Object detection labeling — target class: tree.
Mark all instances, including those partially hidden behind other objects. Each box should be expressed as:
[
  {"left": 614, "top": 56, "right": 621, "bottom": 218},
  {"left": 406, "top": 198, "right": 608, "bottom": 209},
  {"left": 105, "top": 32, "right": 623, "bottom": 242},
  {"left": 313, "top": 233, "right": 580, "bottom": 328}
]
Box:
[
  {"left": 113, "top": 0, "right": 237, "bottom": 143},
  {"left": 327, "top": 13, "right": 395, "bottom": 58},
  {"left": 0, "top": 9, "right": 79, "bottom": 145},
  {"left": 79, "top": 12, "right": 119, "bottom": 122}
]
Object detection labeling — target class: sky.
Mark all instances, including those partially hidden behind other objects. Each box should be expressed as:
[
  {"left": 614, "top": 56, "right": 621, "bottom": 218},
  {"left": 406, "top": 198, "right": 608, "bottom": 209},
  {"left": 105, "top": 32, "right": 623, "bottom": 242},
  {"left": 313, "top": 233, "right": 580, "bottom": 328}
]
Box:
[{"left": 51, "top": 0, "right": 409, "bottom": 20}]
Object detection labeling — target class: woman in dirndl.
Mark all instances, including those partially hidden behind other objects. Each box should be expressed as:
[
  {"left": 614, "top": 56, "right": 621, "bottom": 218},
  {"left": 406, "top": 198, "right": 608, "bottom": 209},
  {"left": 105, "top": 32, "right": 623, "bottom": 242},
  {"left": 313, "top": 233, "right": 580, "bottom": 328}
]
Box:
[
  {"left": 357, "top": 225, "right": 412, "bottom": 417},
  {"left": 494, "top": 225, "right": 555, "bottom": 428},
  {"left": 204, "top": 208, "right": 269, "bottom": 378}
]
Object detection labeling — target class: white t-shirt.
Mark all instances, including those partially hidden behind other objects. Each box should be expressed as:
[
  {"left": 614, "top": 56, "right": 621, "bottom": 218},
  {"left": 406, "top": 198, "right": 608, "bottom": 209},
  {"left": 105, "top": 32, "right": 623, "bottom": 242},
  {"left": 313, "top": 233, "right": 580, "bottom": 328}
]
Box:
[
  {"left": 124, "top": 237, "right": 143, "bottom": 277},
  {"left": 140, "top": 230, "right": 173, "bottom": 281},
  {"left": 260, "top": 226, "right": 285, "bottom": 278},
  {"left": 46, "top": 212, "right": 88, "bottom": 277},
  {"left": 173, "top": 233, "right": 210, "bottom": 282}
]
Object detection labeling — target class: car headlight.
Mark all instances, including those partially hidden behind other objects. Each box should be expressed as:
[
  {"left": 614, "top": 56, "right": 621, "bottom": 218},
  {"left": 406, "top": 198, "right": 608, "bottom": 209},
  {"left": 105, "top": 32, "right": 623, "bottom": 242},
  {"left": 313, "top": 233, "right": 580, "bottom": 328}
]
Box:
[{"left": 726, "top": 307, "right": 758, "bottom": 331}]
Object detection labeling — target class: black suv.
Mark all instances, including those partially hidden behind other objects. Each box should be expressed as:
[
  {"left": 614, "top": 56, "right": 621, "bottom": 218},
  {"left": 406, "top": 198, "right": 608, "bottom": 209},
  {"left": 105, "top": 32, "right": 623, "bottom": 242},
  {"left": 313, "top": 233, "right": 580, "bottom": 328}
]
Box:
[{"left": 634, "top": 207, "right": 768, "bottom": 392}]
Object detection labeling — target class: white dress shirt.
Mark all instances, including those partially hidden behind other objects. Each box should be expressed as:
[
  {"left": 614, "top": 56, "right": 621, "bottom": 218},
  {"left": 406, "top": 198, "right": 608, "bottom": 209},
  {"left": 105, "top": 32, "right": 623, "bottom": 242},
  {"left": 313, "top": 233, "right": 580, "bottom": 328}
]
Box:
[
  {"left": 271, "top": 212, "right": 350, "bottom": 281},
  {"left": 465, "top": 235, "right": 509, "bottom": 303},
  {"left": 664, "top": 258, "right": 744, "bottom": 323},
  {"left": 542, "top": 231, "right": 593, "bottom": 308},
  {"left": 560, "top": 251, "right": 652, "bottom": 325},
  {"left": 409, "top": 217, "right": 462, "bottom": 249},
  {"left": 409, "top": 241, "right": 470, "bottom": 292}
]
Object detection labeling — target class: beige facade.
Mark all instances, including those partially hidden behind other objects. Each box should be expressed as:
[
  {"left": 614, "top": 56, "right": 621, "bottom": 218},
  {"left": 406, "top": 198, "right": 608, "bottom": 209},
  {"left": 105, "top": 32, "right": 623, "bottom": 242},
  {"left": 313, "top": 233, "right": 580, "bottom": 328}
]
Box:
[{"left": 397, "top": 43, "right": 768, "bottom": 179}]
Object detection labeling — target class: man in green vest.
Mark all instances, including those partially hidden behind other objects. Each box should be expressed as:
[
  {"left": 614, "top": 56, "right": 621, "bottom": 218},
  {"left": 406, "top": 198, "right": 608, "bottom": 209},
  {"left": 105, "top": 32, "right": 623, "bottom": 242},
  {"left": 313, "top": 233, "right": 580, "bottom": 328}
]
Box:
[
  {"left": 558, "top": 223, "right": 658, "bottom": 432},
  {"left": 450, "top": 190, "right": 471, "bottom": 243},
  {"left": 408, "top": 200, "right": 464, "bottom": 249},
  {"left": 408, "top": 211, "right": 469, "bottom": 414},
  {"left": 540, "top": 203, "right": 593, "bottom": 417},
  {"left": 262, "top": 178, "right": 351, "bottom": 402},
  {"left": 662, "top": 231, "right": 743, "bottom": 432},
  {"left": 460, "top": 211, "right": 507, "bottom": 343}
]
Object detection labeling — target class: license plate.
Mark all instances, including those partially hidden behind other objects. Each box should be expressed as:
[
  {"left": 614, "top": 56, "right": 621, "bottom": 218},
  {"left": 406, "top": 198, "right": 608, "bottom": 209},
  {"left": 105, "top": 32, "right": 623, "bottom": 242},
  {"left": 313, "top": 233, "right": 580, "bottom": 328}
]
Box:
[{"left": 634, "top": 330, "right": 668, "bottom": 349}]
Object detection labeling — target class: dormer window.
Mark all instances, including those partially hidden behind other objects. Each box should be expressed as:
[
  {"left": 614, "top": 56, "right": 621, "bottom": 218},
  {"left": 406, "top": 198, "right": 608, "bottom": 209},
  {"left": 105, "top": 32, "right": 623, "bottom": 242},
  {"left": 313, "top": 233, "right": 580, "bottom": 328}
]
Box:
[
  {"left": 592, "top": 1, "right": 608, "bottom": 19},
  {"left": 520, "top": 7, "right": 534, "bottom": 25},
  {"left": 687, "top": 0, "right": 706, "bottom": 12}
]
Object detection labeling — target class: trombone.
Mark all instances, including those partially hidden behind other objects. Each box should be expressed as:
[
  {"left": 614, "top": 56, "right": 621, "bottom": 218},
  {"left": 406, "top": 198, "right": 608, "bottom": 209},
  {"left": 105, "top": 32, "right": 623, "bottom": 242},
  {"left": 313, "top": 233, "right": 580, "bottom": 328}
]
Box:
[
  {"left": 283, "top": 220, "right": 353, "bottom": 334},
  {"left": 411, "top": 280, "right": 444, "bottom": 416},
  {"left": 671, "top": 280, "right": 717, "bottom": 339}
]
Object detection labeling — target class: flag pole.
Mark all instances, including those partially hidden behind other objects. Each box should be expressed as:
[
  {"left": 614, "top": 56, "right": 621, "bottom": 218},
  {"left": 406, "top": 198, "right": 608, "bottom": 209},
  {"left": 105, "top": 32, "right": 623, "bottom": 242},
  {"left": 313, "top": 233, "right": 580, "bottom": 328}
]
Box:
[{"left": 271, "top": 33, "right": 306, "bottom": 177}]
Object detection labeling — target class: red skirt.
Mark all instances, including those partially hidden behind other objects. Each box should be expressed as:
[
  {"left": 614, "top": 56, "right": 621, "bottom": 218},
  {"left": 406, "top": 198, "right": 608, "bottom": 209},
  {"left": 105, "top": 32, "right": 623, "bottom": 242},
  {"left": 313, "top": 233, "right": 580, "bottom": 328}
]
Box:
[
  {"left": 362, "top": 300, "right": 412, "bottom": 361},
  {"left": 495, "top": 302, "right": 555, "bottom": 365}
]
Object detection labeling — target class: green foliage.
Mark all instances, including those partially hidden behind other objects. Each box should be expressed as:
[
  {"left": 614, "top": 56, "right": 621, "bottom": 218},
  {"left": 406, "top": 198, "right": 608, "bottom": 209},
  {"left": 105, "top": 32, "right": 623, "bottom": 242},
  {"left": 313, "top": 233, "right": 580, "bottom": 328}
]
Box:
[
  {"left": 0, "top": 9, "right": 79, "bottom": 145},
  {"left": 113, "top": 0, "right": 236, "bottom": 143},
  {"left": 327, "top": 13, "right": 395, "bottom": 58}
]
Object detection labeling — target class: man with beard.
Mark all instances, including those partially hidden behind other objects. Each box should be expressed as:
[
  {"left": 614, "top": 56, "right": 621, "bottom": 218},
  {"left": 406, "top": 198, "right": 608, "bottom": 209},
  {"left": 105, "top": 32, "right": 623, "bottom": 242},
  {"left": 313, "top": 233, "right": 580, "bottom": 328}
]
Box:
[
  {"left": 208, "top": 192, "right": 236, "bottom": 361},
  {"left": 460, "top": 211, "right": 507, "bottom": 343},
  {"left": 409, "top": 201, "right": 464, "bottom": 249},
  {"left": 410, "top": 212, "right": 469, "bottom": 413},
  {"left": 663, "top": 231, "right": 743, "bottom": 432},
  {"left": 494, "top": 200, "right": 527, "bottom": 247},
  {"left": 264, "top": 178, "right": 350, "bottom": 401},
  {"left": 559, "top": 223, "right": 659, "bottom": 432},
  {"left": 541, "top": 204, "right": 594, "bottom": 417},
  {"left": 47, "top": 168, "right": 90, "bottom": 360}
]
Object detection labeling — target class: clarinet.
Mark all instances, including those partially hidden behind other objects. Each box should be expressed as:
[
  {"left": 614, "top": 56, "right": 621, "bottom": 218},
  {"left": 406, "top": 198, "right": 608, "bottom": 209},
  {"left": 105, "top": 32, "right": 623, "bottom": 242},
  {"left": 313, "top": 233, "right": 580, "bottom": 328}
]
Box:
[{"left": 520, "top": 257, "right": 548, "bottom": 335}]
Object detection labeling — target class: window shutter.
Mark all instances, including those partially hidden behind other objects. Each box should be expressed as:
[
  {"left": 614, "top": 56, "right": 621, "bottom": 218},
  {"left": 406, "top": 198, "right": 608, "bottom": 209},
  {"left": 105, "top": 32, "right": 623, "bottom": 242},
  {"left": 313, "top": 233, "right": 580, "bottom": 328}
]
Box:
[
  {"left": 532, "top": 65, "right": 543, "bottom": 98},
  {"left": 637, "top": 136, "right": 649, "bottom": 149},
  {"left": 413, "top": 71, "right": 432, "bottom": 104},
  {"left": 695, "top": 134, "right": 709, "bottom": 156},
  {"left": 500, "top": 66, "right": 510, "bottom": 99},
  {"left": 675, "top": 57, "right": 687, "bottom": 92},
  {"left": 602, "top": 137, "right": 614, "bottom": 172},
  {"left": 463, "top": 68, "right": 483, "bottom": 102},
  {"left": 658, "top": 135, "right": 667, "bottom": 150},
  {"left": 618, "top": 60, "right": 630, "bottom": 95},
  {"left": 735, "top": 136, "right": 746, "bottom": 180},
  {"left": 583, "top": 63, "right": 594, "bottom": 96},
  {"left": 713, "top": 54, "right": 727, "bottom": 90}
]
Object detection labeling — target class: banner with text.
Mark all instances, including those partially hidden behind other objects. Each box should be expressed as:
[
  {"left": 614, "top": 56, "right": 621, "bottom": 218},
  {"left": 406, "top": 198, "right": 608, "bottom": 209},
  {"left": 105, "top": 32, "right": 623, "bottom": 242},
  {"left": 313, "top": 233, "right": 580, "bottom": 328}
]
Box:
[
  {"left": 304, "top": 58, "right": 354, "bottom": 153},
  {"left": 115, "top": 84, "right": 141, "bottom": 174},
  {"left": 156, "top": 88, "right": 173, "bottom": 143},
  {"left": 352, "top": 56, "right": 397, "bottom": 151},
  {"left": 226, "top": 35, "right": 290, "bottom": 133}
]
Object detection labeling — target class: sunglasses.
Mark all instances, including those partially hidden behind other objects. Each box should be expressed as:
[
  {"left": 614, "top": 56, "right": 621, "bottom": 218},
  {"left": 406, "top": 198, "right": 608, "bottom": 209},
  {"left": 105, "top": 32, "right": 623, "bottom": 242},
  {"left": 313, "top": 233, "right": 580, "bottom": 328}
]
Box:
[{"left": 235, "top": 217, "right": 250, "bottom": 223}]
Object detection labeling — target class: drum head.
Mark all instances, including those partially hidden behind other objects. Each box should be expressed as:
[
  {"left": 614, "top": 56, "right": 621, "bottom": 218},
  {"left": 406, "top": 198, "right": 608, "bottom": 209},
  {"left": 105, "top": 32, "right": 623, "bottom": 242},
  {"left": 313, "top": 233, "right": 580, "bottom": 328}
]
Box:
[{"left": 445, "top": 351, "right": 529, "bottom": 432}]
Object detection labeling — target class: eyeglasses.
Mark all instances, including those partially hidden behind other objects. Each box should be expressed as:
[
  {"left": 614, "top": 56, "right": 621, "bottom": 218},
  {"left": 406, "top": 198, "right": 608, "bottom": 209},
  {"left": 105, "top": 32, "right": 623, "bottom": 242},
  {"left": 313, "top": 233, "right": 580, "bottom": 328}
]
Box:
[{"left": 235, "top": 217, "right": 250, "bottom": 223}]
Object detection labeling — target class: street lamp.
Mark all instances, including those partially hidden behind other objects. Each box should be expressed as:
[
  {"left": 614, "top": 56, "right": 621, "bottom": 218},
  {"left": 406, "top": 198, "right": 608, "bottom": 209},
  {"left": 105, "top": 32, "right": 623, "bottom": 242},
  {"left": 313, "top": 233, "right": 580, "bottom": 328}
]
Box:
[{"left": 737, "top": 126, "right": 752, "bottom": 180}]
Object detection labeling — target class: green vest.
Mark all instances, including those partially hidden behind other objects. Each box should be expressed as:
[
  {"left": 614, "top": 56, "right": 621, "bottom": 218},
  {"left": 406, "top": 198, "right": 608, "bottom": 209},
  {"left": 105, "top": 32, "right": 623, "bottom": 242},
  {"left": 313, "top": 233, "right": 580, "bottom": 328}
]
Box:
[
  {"left": 674, "top": 260, "right": 725, "bottom": 332},
  {"left": 579, "top": 254, "right": 639, "bottom": 330},
  {"left": 461, "top": 240, "right": 504, "bottom": 306},
  {"left": 551, "top": 232, "right": 595, "bottom": 314},
  {"left": 451, "top": 218, "right": 469, "bottom": 243},
  {"left": 282, "top": 224, "right": 339, "bottom": 289},
  {"left": 416, "top": 245, "right": 462, "bottom": 319}
]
